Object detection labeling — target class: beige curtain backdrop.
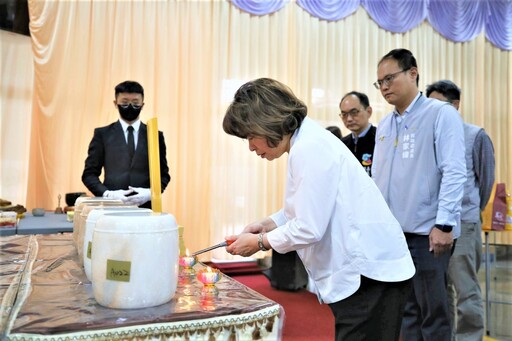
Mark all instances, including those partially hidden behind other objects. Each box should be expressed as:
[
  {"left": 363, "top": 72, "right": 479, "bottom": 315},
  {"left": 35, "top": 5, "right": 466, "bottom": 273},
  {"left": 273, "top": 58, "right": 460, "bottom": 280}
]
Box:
[
  {"left": 1, "top": 1, "right": 511, "bottom": 260},
  {"left": 0, "top": 30, "right": 33, "bottom": 210}
]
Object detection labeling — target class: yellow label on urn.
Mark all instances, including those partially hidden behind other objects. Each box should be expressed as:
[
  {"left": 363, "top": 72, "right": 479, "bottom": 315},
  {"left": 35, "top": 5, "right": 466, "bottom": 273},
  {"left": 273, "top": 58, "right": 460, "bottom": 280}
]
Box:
[
  {"left": 106, "top": 259, "right": 131, "bottom": 282},
  {"left": 87, "top": 241, "right": 92, "bottom": 259}
]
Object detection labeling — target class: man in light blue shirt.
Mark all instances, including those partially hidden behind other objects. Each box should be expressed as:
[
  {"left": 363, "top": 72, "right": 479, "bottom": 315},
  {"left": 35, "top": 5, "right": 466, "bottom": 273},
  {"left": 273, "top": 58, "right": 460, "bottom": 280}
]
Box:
[
  {"left": 427, "top": 79, "right": 495, "bottom": 341},
  {"left": 372, "top": 49, "right": 467, "bottom": 340}
]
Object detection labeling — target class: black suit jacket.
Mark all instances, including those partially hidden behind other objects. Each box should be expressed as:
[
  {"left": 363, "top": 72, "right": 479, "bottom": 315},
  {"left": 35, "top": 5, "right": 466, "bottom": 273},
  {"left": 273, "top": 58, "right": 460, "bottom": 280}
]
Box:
[
  {"left": 341, "top": 125, "right": 376, "bottom": 177},
  {"left": 81, "top": 121, "right": 171, "bottom": 207}
]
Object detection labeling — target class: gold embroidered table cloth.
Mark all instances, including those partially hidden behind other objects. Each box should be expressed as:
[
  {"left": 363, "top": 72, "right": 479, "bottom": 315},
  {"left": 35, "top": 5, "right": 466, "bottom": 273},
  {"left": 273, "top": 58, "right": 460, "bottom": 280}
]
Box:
[{"left": 0, "top": 234, "right": 282, "bottom": 340}]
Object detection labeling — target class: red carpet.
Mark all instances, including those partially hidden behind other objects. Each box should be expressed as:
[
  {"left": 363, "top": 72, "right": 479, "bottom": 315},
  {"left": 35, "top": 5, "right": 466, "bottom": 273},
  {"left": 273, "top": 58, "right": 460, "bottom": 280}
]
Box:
[{"left": 232, "top": 273, "right": 334, "bottom": 341}]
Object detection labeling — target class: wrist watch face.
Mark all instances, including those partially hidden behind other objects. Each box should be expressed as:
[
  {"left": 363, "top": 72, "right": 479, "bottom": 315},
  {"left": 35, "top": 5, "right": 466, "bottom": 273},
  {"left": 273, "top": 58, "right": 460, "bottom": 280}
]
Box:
[{"left": 436, "top": 224, "right": 453, "bottom": 232}]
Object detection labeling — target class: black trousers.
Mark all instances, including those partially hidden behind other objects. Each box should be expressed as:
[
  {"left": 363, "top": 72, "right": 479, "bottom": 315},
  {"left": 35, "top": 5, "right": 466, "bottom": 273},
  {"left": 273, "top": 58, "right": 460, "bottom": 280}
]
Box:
[
  {"left": 401, "top": 233, "right": 454, "bottom": 341},
  {"left": 328, "top": 275, "right": 412, "bottom": 341}
]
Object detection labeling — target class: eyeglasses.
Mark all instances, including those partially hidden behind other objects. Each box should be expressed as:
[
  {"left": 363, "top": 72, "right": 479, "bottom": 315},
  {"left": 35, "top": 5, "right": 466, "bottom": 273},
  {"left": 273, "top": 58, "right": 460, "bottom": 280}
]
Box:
[
  {"left": 339, "top": 109, "right": 362, "bottom": 119},
  {"left": 118, "top": 103, "right": 142, "bottom": 110},
  {"left": 373, "top": 68, "right": 410, "bottom": 89}
]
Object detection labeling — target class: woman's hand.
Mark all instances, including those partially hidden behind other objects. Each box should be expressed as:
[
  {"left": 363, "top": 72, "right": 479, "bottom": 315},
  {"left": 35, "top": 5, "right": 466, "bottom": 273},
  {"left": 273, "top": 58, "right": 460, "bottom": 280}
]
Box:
[{"left": 225, "top": 233, "right": 260, "bottom": 257}]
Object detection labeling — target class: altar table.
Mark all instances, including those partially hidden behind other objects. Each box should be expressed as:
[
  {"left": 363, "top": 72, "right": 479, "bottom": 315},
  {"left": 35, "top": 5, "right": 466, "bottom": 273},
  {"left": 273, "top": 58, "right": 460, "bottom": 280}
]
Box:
[{"left": 0, "top": 234, "right": 283, "bottom": 340}]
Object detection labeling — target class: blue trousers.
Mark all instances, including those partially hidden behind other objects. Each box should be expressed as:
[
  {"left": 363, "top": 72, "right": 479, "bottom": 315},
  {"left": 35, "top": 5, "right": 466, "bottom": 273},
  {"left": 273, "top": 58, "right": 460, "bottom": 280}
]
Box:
[{"left": 402, "top": 233, "right": 452, "bottom": 341}]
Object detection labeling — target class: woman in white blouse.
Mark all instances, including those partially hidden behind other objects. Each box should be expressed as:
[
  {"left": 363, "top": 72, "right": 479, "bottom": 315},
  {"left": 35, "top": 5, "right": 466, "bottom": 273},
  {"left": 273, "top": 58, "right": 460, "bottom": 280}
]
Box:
[{"left": 222, "top": 78, "right": 415, "bottom": 341}]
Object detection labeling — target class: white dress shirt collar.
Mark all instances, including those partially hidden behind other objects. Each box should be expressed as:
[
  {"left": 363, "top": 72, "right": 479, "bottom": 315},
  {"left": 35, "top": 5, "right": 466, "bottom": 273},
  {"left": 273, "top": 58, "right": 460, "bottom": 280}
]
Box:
[{"left": 119, "top": 118, "right": 141, "bottom": 133}]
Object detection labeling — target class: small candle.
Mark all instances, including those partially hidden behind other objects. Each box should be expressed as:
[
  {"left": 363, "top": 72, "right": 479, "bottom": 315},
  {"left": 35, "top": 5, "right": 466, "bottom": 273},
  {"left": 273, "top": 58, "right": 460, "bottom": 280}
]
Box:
[
  {"left": 179, "top": 249, "right": 197, "bottom": 276},
  {"left": 197, "top": 266, "right": 221, "bottom": 285},
  {"left": 179, "top": 249, "right": 197, "bottom": 268},
  {"left": 198, "top": 266, "right": 222, "bottom": 295}
]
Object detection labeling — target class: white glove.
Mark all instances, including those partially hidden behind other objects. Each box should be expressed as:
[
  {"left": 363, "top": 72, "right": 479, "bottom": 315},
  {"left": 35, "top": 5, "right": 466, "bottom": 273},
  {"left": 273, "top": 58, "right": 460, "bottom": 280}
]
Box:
[
  {"left": 124, "top": 187, "right": 151, "bottom": 206},
  {"left": 103, "top": 189, "right": 134, "bottom": 202}
]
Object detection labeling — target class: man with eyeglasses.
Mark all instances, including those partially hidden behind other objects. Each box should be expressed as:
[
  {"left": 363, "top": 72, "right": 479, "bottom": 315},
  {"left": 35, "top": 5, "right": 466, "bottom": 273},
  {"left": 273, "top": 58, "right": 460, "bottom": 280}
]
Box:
[
  {"left": 339, "top": 91, "right": 376, "bottom": 176},
  {"left": 427, "top": 80, "right": 494, "bottom": 341},
  {"left": 371, "top": 49, "right": 467, "bottom": 340},
  {"left": 82, "top": 80, "right": 171, "bottom": 208}
]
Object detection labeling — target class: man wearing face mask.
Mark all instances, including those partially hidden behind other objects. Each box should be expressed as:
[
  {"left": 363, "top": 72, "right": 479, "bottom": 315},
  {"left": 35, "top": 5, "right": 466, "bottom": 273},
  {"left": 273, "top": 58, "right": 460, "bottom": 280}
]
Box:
[{"left": 81, "top": 80, "right": 171, "bottom": 208}]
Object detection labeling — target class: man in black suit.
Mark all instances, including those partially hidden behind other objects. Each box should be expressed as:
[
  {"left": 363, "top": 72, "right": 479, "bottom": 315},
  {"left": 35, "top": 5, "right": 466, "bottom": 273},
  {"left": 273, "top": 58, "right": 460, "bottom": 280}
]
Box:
[
  {"left": 82, "top": 80, "right": 171, "bottom": 208},
  {"left": 339, "top": 91, "right": 376, "bottom": 176}
]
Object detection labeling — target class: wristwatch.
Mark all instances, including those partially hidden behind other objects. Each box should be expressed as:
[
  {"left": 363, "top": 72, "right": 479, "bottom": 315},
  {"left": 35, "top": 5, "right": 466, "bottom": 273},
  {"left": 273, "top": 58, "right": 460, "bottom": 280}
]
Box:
[{"left": 434, "top": 224, "right": 453, "bottom": 233}]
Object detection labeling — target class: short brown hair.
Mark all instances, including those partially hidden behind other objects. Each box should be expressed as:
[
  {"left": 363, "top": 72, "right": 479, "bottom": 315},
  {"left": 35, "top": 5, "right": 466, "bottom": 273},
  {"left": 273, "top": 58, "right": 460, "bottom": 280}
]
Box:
[{"left": 223, "top": 78, "right": 307, "bottom": 148}]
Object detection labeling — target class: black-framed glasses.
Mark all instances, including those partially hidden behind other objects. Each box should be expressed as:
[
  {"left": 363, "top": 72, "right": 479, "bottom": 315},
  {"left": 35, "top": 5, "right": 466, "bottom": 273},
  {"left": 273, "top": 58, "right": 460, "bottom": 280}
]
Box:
[
  {"left": 118, "top": 103, "right": 142, "bottom": 110},
  {"left": 339, "top": 108, "right": 362, "bottom": 119},
  {"left": 373, "top": 68, "right": 410, "bottom": 89}
]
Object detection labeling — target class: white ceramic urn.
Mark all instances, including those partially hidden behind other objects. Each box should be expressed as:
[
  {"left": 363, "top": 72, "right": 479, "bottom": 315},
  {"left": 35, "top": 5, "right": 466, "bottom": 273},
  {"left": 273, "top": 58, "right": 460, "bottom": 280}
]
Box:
[
  {"left": 92, "top": 212, "right": 179, "bottom": 309},
  {"left": 83, "top": 207, "right": 152, "bottom": 281},
  {"left": 72, "top": 197, "right": 123, "bottom": 250},
  {"left": 75, "top": 202, "right": 136, "bottom": 263}
]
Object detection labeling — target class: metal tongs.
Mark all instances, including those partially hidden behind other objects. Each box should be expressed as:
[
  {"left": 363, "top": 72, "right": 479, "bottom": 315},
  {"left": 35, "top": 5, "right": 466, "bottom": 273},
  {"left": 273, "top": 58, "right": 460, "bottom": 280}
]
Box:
[{"left": 191, "top": 240, "right": 234, "bottom": 256}]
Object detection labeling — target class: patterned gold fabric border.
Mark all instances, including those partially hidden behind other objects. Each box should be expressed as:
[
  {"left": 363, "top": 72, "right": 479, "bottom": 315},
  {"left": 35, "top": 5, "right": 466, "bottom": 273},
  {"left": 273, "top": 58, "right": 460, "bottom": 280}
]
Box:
[{"left": 7, "top": 305, "right": 283, "bottom": 341}]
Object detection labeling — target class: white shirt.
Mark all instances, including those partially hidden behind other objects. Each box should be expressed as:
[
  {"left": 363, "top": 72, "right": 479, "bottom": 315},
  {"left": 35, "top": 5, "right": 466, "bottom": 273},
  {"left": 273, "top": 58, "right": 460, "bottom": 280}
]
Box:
[
  {"left": 119, "top": 119, "right": 141, "bottom": 149},
  {"left": 266, "top": 117, "right": 415, "bottom": 304}
]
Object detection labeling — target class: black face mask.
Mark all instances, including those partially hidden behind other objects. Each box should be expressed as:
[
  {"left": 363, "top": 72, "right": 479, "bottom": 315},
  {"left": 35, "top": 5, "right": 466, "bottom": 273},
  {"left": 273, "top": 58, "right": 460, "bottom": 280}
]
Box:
[{"left": 118, "top": 104, "right": 142, "bottom": 122}]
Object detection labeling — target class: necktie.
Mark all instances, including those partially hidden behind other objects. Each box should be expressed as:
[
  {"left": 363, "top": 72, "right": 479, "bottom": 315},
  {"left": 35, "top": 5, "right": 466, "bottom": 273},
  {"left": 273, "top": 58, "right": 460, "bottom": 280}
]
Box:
[{"left": 127, "top": 126, "right": 135, "bottom": 159}]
